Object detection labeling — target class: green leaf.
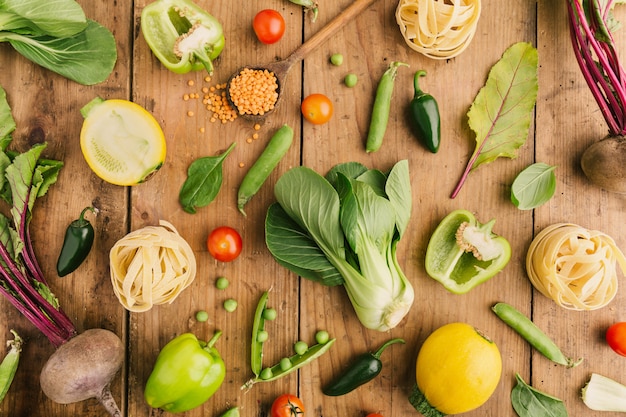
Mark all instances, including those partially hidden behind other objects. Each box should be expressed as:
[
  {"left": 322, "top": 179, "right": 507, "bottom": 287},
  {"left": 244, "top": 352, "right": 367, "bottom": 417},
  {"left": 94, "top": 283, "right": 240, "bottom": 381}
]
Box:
[
  {"left": 451, "top": 42, "right": 538, "bottom": 198},
  {"left": 179, "top": 142, "right": 235, "bottom": 214},
  {"left": 0, "top": 0, "right": 87, "bottom": 37},
  {"left": 1, "top": 19, "right": 117, "bottom": 85},
  {"left": 511, "top": 373, "right": 569, "bottom": 417},
  {"left": 511, "top": 162, "right": 557, "bottom": 210},
  {"left": 0, "top": 86, "right": 15, "bottom": 151}
]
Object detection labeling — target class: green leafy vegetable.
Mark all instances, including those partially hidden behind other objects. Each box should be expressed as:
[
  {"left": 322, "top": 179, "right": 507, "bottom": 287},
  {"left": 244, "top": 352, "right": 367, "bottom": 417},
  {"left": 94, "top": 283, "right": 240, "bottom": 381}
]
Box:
[
  {"left": 265, "top": 160, "right": 414, "bottom": 332},
  {"left": 451, "top": 42, "right": 538, "bottom": 198},
  {"left": 179, "top": 142, "right": 235, "bottom": 214},
  {"left": 0, "top": 0, "right": 117, "bottom": 85},
  {"left": 511, "top": 162, "right": 557, "bottom": 210},
  {"left": 511, "top": 373, "right": 568, "bottom": 417}
]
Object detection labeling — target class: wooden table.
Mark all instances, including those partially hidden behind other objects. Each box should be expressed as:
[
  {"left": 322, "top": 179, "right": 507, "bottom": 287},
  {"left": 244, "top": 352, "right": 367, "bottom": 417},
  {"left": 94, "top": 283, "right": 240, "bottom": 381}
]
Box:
[{"left": 1, "top": 1, "right": 626, "bottom": 416}]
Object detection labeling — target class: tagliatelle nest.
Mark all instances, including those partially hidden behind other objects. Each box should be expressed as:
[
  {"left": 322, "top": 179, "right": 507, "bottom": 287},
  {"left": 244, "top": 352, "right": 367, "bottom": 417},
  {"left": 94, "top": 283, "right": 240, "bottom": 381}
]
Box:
[
  {"left": 109, "top": 220, "right": 197, "bottom": 312},
  {"left": 395, "top": 0, "right": 481, "bottom": 60},
  {"left": 526, "top": 223, "right": 626, "bottom": 311}
]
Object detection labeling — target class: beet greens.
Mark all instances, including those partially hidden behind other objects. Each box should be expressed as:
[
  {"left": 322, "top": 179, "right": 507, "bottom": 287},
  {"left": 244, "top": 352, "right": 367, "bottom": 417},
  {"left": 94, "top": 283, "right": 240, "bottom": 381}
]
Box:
[{"left": 0, "top": 87, "right": 75, "bottom": 348}]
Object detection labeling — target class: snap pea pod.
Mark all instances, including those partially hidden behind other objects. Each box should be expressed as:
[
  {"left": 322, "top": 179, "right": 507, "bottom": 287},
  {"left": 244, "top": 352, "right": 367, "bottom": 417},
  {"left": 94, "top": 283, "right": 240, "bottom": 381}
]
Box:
[
  {"left": 242, "top": 339, "right": 335, "bottom": 389},
  {"left": 365, "top": 61, "right": 409, "bottom": 153},
  {"left": 492, "top": 302, "right": 582, "bottom": 368},
  {"left": 0, "top": 330, "right": 22, "bottom": 404},
  {"left": 250, "top": 291, "right": 270, "bottom": 377},
  {"left": 238, "top": 124, "right": 294, "bottom": 217}
]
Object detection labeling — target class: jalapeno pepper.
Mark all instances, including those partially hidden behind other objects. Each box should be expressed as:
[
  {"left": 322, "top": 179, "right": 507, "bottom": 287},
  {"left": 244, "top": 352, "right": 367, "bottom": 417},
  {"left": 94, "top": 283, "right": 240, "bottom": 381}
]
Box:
[
  {"left": 141, "top": 0, "right": 225, "bottom": 75},
  {"left": 56, "top": 206, "right": 97, "bottom": 277},
  {"left": 408, "top": 70, "right": 441, "bottom": 153},
  {"left": 322, "top": 337, "right": 404, "bottom": 396},
  {"left": 144, "top": 331, "right": 225, "bottom": 413},
  {"left": 424, "top": 209, "right": 511, "bottom": 294}
]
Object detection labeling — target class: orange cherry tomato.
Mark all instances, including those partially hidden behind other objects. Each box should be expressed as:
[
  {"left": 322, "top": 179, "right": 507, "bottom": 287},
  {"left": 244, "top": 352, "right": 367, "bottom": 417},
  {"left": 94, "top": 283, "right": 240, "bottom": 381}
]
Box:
[
  {"left": 253, "top": 9, "right": 285, "bottom": 45},
  {"left": 606, "top": 322, "right": 626, "bottom": 356},
  {"left": 207, "top": 226, "right": 242, "bottom": 262},
  {"left": 301, "top": 93, "right": 333, "bottom": 125},
  {"left": 270, "top": 394, "right": 305, "bottom": 417}
]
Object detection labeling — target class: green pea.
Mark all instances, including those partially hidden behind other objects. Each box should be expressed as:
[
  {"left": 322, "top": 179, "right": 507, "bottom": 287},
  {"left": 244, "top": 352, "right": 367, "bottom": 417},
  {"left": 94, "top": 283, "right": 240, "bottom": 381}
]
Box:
[
  {"left": 344, "top": 73, "right": 358, "bottom": 88},
  {"left": 262, "top": 307, "right": 277, "bottom": 321},
  {"left": 257, "top": 330, "right": 269, "bottom": 343},
  {"left": 195, "top": 310, "right": 209, "bottom": 322},
  {"left": 294, "top": 340, "right": 308, "bottom": 355},
  {"left": 224, "top": 298, "right": 238, "bottom": 312},
  {"left": 315, "top": 330, "right": 330, "bottom": 344},
  {"left": 237, "top": 125, "right": 294, "bottom": 216},
  {"left": 215, "top": 276, "right": 229, "bottom": 290},
  {"left": 250, "top": 291, "right": 269, "bottom": 377},
  {"left": 279, "top": 357, "right": 292, "bottom": 371},
  {"left": 260, "top": 367, "right": 273, "bottom": 380},
  {"left": 330, "top": 53, "right": 344, "bottom": 66}
]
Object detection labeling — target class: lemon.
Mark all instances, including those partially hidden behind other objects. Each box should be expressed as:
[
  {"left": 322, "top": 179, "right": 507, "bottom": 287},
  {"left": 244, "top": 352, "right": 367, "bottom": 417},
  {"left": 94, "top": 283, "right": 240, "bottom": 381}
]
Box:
[
  {"left": 410, "top": 322, "right": 502, "bottom": 416},
  {"left": 80, "top": 98, "right": 166, "bottom": 186}
]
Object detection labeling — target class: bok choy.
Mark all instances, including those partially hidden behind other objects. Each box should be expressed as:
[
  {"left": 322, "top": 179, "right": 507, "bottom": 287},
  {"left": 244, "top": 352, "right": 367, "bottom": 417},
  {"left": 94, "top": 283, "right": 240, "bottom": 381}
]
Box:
[{"left": 265, "top": 160, "right": 414, "bottom": 331}]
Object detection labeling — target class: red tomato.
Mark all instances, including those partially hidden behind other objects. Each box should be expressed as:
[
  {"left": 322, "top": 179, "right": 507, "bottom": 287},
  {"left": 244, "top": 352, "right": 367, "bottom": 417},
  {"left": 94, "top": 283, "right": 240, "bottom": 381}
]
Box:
[
  {"left": 207, "top": 226, "right": 242, "bottom": 262},
  {"left": 301, "top": 93, "right": 333, "bottom": 125},
  {"left": 365, "top": 414, "right": 384, "bottom": 417},
  {"left": 606, "top": 322, "right": 626, "bottom": 356},
  {"left": 270, "top": 394, "right": 305, "bottom": 417},
  {"left": 253, "top": 9, "right": 285, "bottom": 45}
]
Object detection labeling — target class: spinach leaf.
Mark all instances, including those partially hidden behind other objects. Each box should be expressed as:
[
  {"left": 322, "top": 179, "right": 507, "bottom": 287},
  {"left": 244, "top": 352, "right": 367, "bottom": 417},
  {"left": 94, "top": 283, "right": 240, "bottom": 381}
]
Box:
[
  {"left": 3, "top": 20, "right": 117, "bottom": 86},
  {"left": 511, "top": 373, "right": 568, "bottom": 417},
  {"left": 511, "top": 162, "right": 557, "bottom": 210},
  {"left": 179, "top": 142, "right": 235, "bottom": 214}
]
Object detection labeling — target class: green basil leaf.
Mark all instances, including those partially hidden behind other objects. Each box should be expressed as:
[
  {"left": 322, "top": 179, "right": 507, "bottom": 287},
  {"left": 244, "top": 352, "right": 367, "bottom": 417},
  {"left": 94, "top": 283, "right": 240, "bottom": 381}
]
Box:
[
  {"left": 511, "top": 162, "right": 557, "bottom": 210},
  {"left": 511, "top": 373, "right": 568, "bottom": 417},
  {"left": 179, "top": 142, "right": 235, "bottom": 214}
]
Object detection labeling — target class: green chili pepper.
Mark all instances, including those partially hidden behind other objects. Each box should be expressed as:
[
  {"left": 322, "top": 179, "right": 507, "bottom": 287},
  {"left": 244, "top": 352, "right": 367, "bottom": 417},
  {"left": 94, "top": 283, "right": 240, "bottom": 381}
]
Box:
[
  {"left": 424, "top": 209, "right": 511, "bottom": 294},
  {"left": 366, "top": 61, "right": 409, "bottom": 153},
  {"left": 409, "top": 70, "right": 441, "bottom": 153},
  {"left": 56, "top": 206, "right": 96, "bottom": 277},
  {"left": 141, "top": 0, "right": 225, "bottom": 75},
  {"left": 322, "top": 337, "right": 404, "bottom": 396},
  {"left": 144, "top": 331, "right": 225, "bottom": 413},
  {"left": 0, "top": 330, "right": 22, "bottom": 404}
]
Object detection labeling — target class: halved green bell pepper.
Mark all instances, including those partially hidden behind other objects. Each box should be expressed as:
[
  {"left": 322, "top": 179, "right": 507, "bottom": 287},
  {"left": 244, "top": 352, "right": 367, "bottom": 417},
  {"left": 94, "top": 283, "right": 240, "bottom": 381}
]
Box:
[
  {"left": 141, "top": 0, "right": 225, "bottom": 75},
  {"left": 424, "top": 209, "right": 511, "bottom": 294},
  {"left": 144, "top": 331, "right": 225, "bottom": 413}
]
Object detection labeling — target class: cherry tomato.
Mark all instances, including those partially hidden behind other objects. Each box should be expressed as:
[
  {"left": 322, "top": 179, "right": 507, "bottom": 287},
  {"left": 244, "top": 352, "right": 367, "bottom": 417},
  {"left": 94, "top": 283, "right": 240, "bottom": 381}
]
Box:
[
  {"left": 606, "top": 322, "right": 626, "bottom": 356},
  {"left": 253, "top": 9, "right": 285, "bottom": 45},
  {"left": 365, "top": 414, "right": 384, "bottom": 417},
  {"left": 301, "top": 93, "right": 333, "bottom": 125},
  {"left": 207, "top": 226, "right": 242, "bottom": 262},
  {"left": 270, "top": 394, "right": 305, "bottom": 417}
]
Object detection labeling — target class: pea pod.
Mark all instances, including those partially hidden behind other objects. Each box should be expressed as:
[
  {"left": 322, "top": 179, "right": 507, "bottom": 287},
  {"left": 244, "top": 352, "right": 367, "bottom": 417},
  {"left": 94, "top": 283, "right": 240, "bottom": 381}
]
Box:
[
  {"left": 250, "top": 291, "right": 270, "bottom": 377},
  {"left": 323, "top": 337, "right": 404, "bottom": 396},
  {"left": 408, "top": 70, "right": 441, "bottom": 153},
  {"left": 0, "top": 330, "right": 22, "bottom": 404},
  {"left": 365, "top": 61, "right": 409, "bottom": 153},
  {"left": 492, "top": 302, "right": 582, "bottom": 368},
  {"left": 238, "top": 125, "right": 294, "bottom": 217},
  {"left": 242, "top": 339, "right": 335, "bottom": 389}
]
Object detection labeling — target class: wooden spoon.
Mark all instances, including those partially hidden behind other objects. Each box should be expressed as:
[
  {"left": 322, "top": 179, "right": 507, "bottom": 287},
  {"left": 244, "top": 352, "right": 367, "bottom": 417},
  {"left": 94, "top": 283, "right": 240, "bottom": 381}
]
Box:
[{"left": 227, "top": 0, "right": 379, "bottom": 122}]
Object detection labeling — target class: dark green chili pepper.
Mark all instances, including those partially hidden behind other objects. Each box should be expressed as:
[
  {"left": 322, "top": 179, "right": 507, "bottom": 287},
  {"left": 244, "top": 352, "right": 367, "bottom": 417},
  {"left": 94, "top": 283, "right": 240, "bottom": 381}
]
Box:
[
  {"left": 56, "top": 206, "right": 97, "bottom": 277},
  {"left": 365, "top": 61, "right": 409, "bottom": 153},
  {"left": 409, "top": 70, "right": 441, "bottom": 153},
  {"left": 322, "top": 337, "right": 405, "bottom": 396}
]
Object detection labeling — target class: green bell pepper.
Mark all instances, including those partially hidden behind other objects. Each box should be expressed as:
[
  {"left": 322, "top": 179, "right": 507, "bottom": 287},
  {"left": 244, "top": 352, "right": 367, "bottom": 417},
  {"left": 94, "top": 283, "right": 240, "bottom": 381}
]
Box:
[
  {"left": 424, "top": 209, "right": 511, "bottom": 294},
  {"left": 141, "top": 0, "right": 225, "bottom": 75},
  {"left": 144, "top": 331, "right": 225, "bottom": 413}
]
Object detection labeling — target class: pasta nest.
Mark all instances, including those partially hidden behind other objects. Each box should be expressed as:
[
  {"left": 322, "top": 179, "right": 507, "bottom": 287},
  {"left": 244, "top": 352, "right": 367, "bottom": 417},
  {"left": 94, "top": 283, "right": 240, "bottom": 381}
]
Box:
[
  {"left": 395, "top": 0, "right": 481, "bottom": 60},
  {"left": 110, "top": 220, "right": 197, "bottom": 312},
  {"left": 526, "top": 223, "right": 626, "bottom": 311}
]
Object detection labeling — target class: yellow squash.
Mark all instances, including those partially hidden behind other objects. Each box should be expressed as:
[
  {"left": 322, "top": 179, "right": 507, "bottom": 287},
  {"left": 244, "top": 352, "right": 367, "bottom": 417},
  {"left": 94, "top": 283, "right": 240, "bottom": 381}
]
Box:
[
  {"left": 80, "top": 98, "right": 166, "bottom": 186},
  {"left": 410, "top": 322, "right": 501, "bottom": 416}
]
